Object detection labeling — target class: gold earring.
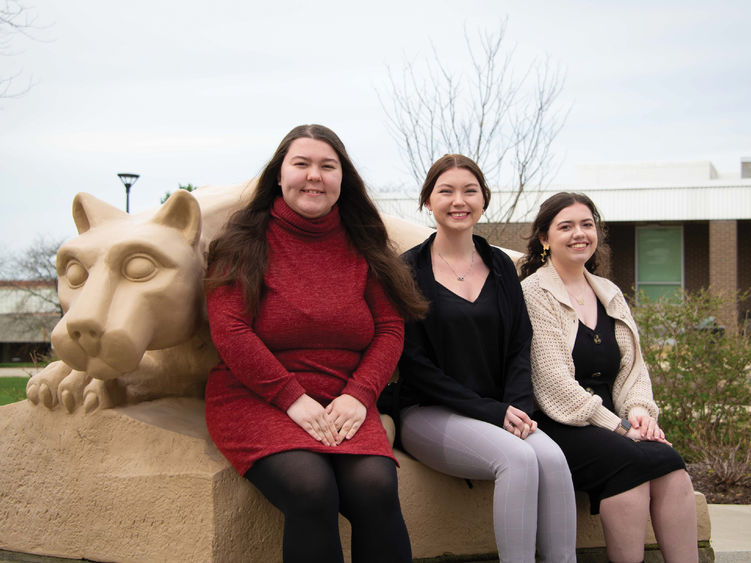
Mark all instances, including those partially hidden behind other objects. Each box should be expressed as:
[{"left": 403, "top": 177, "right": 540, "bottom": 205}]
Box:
[{"left": 540, "top": 244, "right": 550, "bottom": 263}]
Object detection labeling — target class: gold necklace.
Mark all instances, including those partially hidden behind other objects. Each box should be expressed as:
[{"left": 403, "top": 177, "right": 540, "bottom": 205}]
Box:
[
  {"left": 437, "top": 249, "right": 475, "bottom": 282},
  {"left": 567, "top": 288, "right": 586, "bottom": 305}
]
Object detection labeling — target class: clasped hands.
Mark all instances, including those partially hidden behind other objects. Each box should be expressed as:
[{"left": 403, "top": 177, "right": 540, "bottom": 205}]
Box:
[
  {"left": 624, "top": 414, "right": 671, "bottom": 445},
  {"left": 286, "top": 393, "right": 366, "bottom": 447},
  {"left": 504, "top": 405, "right": 538, "bottom": 439}
]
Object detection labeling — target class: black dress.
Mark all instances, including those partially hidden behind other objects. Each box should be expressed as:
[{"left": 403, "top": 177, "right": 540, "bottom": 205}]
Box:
[{"left": 536, "top": 300, "right": 686, "bottom": 514}]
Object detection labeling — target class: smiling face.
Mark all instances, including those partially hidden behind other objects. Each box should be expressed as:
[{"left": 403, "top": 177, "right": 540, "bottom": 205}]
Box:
[
  {"left": 426, "top": 167, "right": 485, "bottom": 234},
  {"left": 541, "top": 202, "right": 598, "bottom": 269},
  {"left": 278, "top": 137, "right": 342, "bottom": 219}
]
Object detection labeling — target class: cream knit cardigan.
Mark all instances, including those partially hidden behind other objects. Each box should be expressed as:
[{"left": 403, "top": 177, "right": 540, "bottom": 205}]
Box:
[{"left": 521, "top": 262, "right": 658, "bottom": 431}]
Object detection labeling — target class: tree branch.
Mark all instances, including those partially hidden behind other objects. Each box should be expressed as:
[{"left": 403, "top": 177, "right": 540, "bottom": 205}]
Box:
[{"left": 378, "top": 21, "right": 568, "bottom": 234}]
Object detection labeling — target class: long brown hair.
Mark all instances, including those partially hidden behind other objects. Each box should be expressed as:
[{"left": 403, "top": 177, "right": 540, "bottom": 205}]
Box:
[
  {"left": 518, "top": 192, "right": 609, "bottom": 279},
  {"left": 418, "top": 154, "right": 491, "bottom": 211},
  {"left": 206, "top": 124, "right": 427, "bottom": 320}
]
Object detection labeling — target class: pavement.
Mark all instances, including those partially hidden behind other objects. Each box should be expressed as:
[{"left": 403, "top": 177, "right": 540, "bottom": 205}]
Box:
[
  {"left": 0, "top": 367, "right": 41, "bottom": 377},
  {"left": 708, "top": 504, "right": 751, "bottom": 562},
  {"left": 2, "top": 365, "right": 750, "bottom": 561}
]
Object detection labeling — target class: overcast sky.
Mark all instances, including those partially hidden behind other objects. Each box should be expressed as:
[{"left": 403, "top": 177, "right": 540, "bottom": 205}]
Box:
[{"left": 2, "top": 0, "right": 750, "bottom": 254}]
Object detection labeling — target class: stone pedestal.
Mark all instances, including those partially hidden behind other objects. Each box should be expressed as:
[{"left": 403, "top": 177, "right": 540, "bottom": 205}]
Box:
[
  {"left": 0, "top": 399, "right": 713, "bottom": 563},
  {"left": 0, "top": 399, "right": 286, "bottom": 563}
]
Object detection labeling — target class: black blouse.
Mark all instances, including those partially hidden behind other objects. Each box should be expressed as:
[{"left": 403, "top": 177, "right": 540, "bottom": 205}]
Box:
[
  {"left": 571, "top": 300, "right": 621, "bottom": 412},
  {"left": 397, "top": 233, "right": 535, "bottom": 429},
  {"left": 434, "top": 276, "right": 503, "bottom": 400}
]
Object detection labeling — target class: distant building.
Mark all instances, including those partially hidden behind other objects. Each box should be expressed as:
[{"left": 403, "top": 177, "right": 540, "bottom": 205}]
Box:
[
  {"left": 0, "top": 281, "right": 61, "bottom": 363},
  {"left": 375, "top": 158, "right": 751, "bottom": 330}
]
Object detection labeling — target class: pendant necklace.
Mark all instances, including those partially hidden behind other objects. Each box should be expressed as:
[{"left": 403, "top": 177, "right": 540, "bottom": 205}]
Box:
[
  {"left": 568, "top": 285, "right": 587, "bottom": 305},
  {"left": 438, "top": 248, "right": 475, "bottom": 282}
]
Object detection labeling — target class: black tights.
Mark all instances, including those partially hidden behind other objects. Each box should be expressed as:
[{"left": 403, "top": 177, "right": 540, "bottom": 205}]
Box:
[{"left": 245, "top": 451, "right": 412, "bottom": 563}]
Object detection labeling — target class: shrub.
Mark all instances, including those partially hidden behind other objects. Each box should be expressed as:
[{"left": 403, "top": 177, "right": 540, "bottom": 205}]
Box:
[{"left": 632, "top": 289, "right": 751, "bottom": 483}]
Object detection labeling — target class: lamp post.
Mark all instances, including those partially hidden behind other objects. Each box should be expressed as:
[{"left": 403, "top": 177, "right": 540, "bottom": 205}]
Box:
[{"left": 117, "top": 173, "right": 140, "bottom": 213}]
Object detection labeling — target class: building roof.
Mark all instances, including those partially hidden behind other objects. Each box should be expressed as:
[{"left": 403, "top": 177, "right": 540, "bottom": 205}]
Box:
[
  {"left": 375, "top": 160, "right": 751, "bottom": 224},
  {"left": 566, "top": 160, "right": 751, "bottom": 222}
]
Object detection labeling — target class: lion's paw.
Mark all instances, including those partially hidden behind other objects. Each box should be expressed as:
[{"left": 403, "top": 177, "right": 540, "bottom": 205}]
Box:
[
  {"left": 57, "top": 370, "right": 93, "bottom": 413},
  {"left": 26, "top": 361, "right": 72, "bottom": 409},
  {"left": 82, "top": 379, "right": 125, "bottom": 414}
]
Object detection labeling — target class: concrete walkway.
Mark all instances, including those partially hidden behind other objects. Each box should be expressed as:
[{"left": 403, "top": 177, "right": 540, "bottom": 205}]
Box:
[
  {"left": 0, "top": 367, "right": 41, "bottom": 378},
  {"left": 708, "top": 504, "right": 751, "bottom": 562}
]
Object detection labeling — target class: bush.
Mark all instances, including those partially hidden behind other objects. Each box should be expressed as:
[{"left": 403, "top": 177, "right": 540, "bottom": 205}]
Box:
[{"left": 632, "top": 289, "right": 751, "bottom": 483}]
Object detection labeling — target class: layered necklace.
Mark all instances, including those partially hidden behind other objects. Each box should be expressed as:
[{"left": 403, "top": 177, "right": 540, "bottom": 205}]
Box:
[{"left": 437, "top": 248, "right": 476, "bottom": 282}]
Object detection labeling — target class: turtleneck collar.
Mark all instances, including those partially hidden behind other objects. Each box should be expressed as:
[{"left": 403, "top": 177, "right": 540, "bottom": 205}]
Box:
[{"left": 270, "top": 196, "right": 341, "bottom": 238}]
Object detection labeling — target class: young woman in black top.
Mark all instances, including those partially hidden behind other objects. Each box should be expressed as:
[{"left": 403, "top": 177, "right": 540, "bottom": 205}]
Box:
[{"left": 395, "top": 154, "right": 577, "bottom": 563}]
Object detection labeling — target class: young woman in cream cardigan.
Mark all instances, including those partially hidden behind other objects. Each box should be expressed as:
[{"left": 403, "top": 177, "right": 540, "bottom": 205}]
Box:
[{"left": 519, "top": 192, "right": 697, "bottom": 563}]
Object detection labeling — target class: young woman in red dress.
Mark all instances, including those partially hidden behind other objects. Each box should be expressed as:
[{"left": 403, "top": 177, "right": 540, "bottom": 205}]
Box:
[{"left": 204, "top": 124, "right": 426, "bottom": 563}]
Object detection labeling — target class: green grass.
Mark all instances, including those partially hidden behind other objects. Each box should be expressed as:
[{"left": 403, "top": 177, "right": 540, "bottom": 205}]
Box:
[{"left": 0, "top": 377, "right": 30, "bottom": 406}]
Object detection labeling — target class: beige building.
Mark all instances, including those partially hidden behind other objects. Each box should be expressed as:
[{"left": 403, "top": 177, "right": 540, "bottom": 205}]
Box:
[{"left": 0, "top": 281, "right": 61, "bottom": 363}]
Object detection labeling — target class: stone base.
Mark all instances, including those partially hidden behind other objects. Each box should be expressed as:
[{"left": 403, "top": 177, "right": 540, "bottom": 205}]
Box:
[
  {"left": 0, "top": 399, "right": 286, "bottom": 563},
  {"left": 396, "top": 451, "right": 712, "bottom": 561},
  {"left": 0, "top": 399, "right": 712, "bottom": 562}
]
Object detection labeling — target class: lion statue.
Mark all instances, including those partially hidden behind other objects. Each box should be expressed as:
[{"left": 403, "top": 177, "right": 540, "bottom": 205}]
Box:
[{"left": 26, "top": 181, "right": 432, "bottom": 413}]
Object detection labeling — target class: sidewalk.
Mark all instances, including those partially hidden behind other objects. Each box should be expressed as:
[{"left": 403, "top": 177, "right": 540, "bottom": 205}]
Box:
[
  {"left": 708, "top": 504, "right": 751, "bottom": 562},
  {"left": 0, "top": 367, "right": 41, "bottom": 378}
]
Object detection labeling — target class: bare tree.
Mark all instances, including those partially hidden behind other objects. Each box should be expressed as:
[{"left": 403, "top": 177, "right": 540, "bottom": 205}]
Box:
[
  {"left": 379, "top": 21, "right": 566, "bottom": 238},
  {"left": 1, "top": 235, "right": 63, "bottom": 315},
  {"left": 1, "top": 0, "right": 41, "bottom": 98},
  {"left": 0, "top": 235, "right": 62, "bottom": 362}
]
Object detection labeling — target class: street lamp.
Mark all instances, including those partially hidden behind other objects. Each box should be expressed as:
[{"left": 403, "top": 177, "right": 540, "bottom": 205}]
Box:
[{"left": 117, "top": 173, "right": 140, "bottom": 213}]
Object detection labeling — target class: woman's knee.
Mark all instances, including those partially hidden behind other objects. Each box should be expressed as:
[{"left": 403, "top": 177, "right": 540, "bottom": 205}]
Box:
[
  {"left": 534, "top": 440, "right": 569, "bottom": 472},
  {"left": 345, "top": 460, "right": 399, "bottom": 500},
  {"left": 490, "top": 439, "right": 539, "bottom": 483},
  {"left": 289, "top": 471, "right": 339, "bottom": 509},
  {"left": 337, "top": 457, "right": 401, "bottom": 519},
  {"left": 248, "top": 461, "right": 339, "bottom": 517},
  {"left": 674, "top": 468, "right": 694, "bottom": 489},
  {"left": 516, "top": 439, "right": 541, "bottom": 468},
  {"left": 654, "top": 468, "right": 694, "bottom": 497}
]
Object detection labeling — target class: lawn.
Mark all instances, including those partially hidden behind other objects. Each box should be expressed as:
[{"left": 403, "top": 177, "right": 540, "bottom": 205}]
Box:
[{"left": 0, "top": 377, "right": 29, "bottom": 406}]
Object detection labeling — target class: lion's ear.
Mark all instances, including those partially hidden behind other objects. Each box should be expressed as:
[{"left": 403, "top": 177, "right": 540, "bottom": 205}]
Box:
[
  {"left": 72, "top": 193, "right": 128, "bottom": 234},
  {"left": 152, "top": 189, "right": 202, "bottom": 247}
]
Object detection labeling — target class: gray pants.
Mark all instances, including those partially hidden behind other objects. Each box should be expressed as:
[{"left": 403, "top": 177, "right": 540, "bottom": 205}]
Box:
[{"left": 400, "top": 405, "right": 577, "bottom": 563}]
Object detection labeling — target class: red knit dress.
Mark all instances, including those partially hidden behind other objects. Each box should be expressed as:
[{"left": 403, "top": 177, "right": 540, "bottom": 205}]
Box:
[{"left": 205, "top": 197, "right": 403, "bottom": 476}]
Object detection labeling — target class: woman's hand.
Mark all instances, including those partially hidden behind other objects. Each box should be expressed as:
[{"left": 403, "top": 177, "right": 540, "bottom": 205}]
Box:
[
  {"left": 286, "top": 394, "right": 338, "bottom": 447},
  {"left": 326, "top": 394, "right": 367, "bottom": 445},
  {"left": 628, "top": 414, "right": 672, "bottom": 445},
  {"left": 504, "top": 405, "right": 538, "bottom": 440}
]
